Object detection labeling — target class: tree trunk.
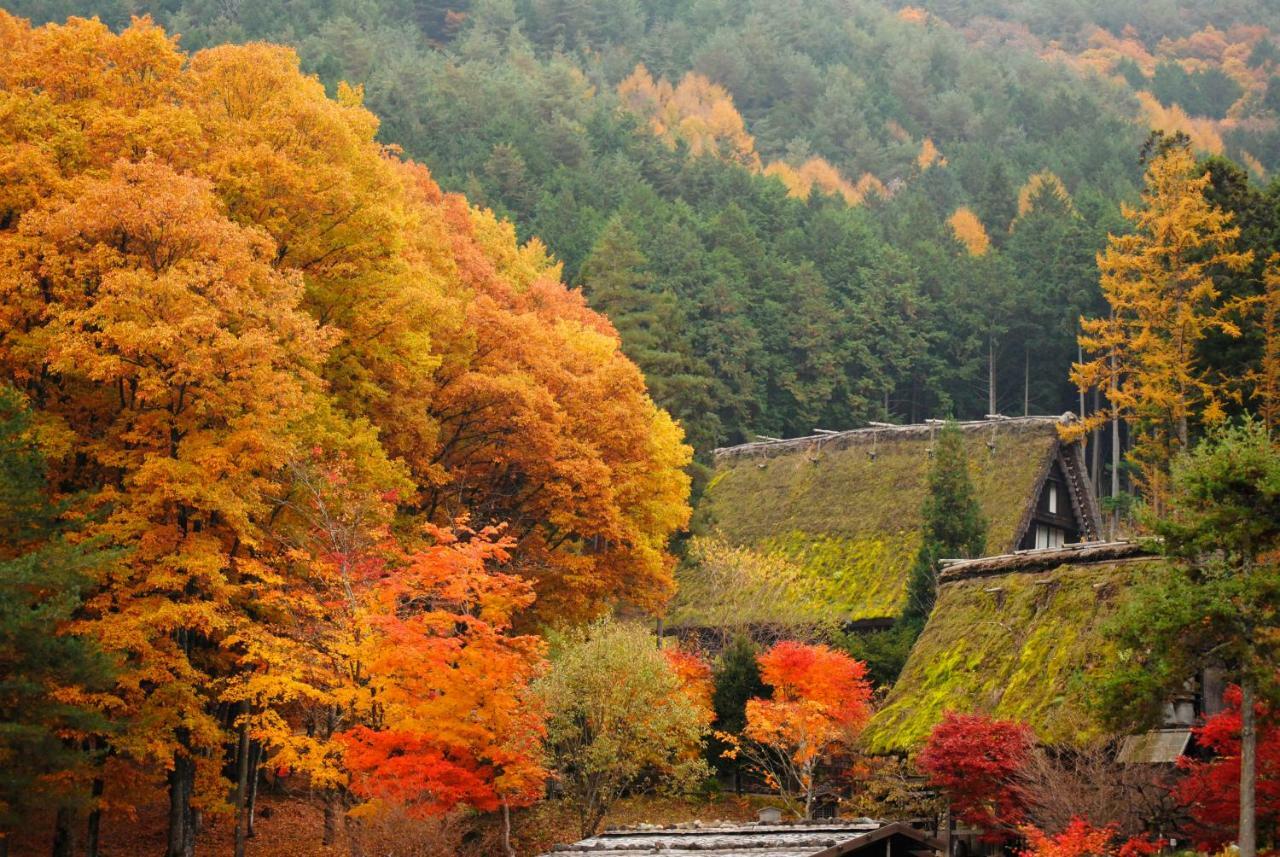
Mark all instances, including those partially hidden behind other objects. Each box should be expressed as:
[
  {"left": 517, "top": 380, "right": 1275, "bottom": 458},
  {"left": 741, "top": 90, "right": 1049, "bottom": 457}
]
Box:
[
  {"left": 1023, "top": 346, "right": 1029, "bottom": 416},
  {"left": 1240, "top": 676, "right": 1257, "bottom": 857},
  {"left": 501, "top": 798, "right": 516, "bottom": 857},
  {"left": 1091, "top": 387, "right": 1102, "bottom": 497},
  {"left": 234, "top": 707, "right": 251, "bottom": 857},
  {"left": 167, "top": 748, "right": 197, "bottom": 857},
  {"left": 246, "top": 741, "right": 261, "bottom": 839},
  {"left": 52, "top": 805, "right": 75, "bottom": 857},
  {"left": 988, "top": 335, "right": 997, "bottom": 416},
  {"left": 87, "top": 773, "right": 104, "bottom": 857},
  {"left": 322, "top": 790, "right": 340, "bottom": 847},
  {"left": 343, "top": 799, "right": 365, "bottom": 857},
  {"left": 1110, "top": 349, "right": 1120, "bottom": 539},
  {"left": 0, "top": 831, "right": 8, "bottom": 857}
]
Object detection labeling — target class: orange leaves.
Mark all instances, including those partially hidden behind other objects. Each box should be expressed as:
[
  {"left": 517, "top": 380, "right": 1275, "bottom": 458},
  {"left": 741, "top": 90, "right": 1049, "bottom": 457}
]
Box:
[
  {"left": 737, "top": 642, "right": 871, "bottom": 816},
  {"left": 0, "top": 10, "right": 691, "bottom": 832},
  {"left": 948, "top": 207, "right": 991, "bottom": 256},
  {"left": 751, "top": 641, "right": 871, "bottom": 737},
  {"left": 917, "top": 138, "right": 945, "bottom": 171},
  {"left": 1135, "top": 92, "right": 1224, "bottom": 155},
  {"left": 341, "top": 529, "right": 548, "bottom": 817}
]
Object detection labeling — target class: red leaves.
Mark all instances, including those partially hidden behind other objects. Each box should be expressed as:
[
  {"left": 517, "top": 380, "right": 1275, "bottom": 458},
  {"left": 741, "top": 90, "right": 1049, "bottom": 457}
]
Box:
[
  {"left": 339, "top": 727, "right": 501, "bottom": 816},
  {"left": 1174, "top": 685, "right": 1280, "bottom": 851},
  {"left": 919, "top": 711, "right": 1035, "bottom": 842},
  {"left": 1018, "top": 818, "right": 1165, "bottom": 857}
]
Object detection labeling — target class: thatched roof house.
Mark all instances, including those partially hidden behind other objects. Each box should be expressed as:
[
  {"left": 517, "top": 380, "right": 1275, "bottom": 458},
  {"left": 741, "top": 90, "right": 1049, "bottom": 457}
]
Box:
[
  {"left": 861, "top": 542, "right": 1159, "bottom": 753},
  {"left": 539, "top": 820, "right": 945, "bottom": 857},
  {"left": 676, "top": 416, "right": 1103, "bottom": 629}
]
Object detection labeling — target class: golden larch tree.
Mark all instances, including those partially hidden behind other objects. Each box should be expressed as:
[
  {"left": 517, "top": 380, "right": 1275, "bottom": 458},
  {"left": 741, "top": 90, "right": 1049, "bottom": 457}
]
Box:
[{"left": 1071, "top": 147, "right": 1253, "bottom": 510}]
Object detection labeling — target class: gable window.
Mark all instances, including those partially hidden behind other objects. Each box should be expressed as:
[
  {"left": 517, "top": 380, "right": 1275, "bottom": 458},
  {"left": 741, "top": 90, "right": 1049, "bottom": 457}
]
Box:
[
  {"left": 1035, "top": 524, "right": 1065, "bottom": 549},
  {"left": 1047, "top": 482, "right": 1058, "bottom": 514}
]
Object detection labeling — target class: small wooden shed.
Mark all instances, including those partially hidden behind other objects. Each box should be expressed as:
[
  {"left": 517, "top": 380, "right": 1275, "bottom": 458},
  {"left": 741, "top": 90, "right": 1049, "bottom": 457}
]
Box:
[{"left": 540, "top": 820, "right": 946, "bottom": 857}]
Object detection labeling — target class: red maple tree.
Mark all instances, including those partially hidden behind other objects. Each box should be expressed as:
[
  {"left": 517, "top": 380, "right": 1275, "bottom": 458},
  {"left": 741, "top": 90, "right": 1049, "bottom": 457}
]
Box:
[
  {"left": 1175, "top": 685, "right": 1280, "bottom": 851},
  {"left": 918, "top": 711, "right": 1035, "bottom": 842}
]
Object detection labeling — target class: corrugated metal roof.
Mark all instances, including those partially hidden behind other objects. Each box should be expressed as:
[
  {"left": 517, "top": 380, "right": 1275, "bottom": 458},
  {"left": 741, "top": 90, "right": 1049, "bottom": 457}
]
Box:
[
  {"left": 1116, "top": 728, "right": 1192, "bottom": 764},
  {"left": 540, "top": 821, "right": 943, "bottom": 857}
]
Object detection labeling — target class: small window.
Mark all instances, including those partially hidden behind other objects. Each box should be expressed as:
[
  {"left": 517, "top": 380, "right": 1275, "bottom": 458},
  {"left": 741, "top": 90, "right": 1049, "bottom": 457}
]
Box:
[
  {"left": 1035, "top": 524, "right": 1065, "bottom": 549},
  {"left": 1047, "top": 483, "right": 1058, "bottom": 514}
]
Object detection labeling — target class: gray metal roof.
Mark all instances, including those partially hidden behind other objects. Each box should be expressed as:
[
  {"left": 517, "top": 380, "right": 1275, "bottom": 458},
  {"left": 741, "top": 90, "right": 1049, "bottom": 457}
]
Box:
[
  {"left": 1116, "top": 728, "right": 1193, "bottom": 764},
  {"left": 540, "top": 820, "right": 944, "bottom": 857}
]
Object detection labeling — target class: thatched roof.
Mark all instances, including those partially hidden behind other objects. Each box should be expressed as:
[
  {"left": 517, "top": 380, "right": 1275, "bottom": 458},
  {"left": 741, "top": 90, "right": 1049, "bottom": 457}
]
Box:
[
  {"left": 679, "top": 416, "right": 1095, "bottom": 626},
  {"left": 861, "top": 542, "right": 1161, "bottom": 754}
]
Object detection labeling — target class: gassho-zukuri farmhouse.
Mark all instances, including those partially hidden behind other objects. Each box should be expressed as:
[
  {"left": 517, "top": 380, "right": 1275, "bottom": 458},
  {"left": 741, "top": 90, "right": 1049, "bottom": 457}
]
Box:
[{"left": 672, "top": 414, "right": 1220, "bottom": 754}]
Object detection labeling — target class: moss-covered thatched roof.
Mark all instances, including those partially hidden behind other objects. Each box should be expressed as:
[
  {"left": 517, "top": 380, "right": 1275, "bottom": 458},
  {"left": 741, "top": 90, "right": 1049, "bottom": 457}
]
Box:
[
  {"left": 685, "top": 417, "right": 1074, "bottom": 625},
  {"left": 861, "top": 543, "right": 1160, "bottom": 753}
]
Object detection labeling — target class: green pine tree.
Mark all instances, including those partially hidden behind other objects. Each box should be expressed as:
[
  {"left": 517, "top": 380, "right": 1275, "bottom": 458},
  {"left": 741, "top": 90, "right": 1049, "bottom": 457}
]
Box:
[
  {"left": 709, "top": 635, "right": 765, "bottom": 786},
  {"left": 902, "top": 422, "right": 988, "bottom": 626},
  {"left": 0, "top": 386, "right": 115, "bottom": 851}
]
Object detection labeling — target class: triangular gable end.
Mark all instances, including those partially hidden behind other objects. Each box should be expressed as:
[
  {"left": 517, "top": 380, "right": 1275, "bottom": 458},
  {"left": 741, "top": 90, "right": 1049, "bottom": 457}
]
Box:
[{"left": 1010, "top": 435, "right": 1103, "bottom": 550}]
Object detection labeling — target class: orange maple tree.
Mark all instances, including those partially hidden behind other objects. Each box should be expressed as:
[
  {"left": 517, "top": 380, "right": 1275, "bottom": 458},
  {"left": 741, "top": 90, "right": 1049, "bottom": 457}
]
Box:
[{"left": 726, "top": 642, "right": 871, "bottom": 819}]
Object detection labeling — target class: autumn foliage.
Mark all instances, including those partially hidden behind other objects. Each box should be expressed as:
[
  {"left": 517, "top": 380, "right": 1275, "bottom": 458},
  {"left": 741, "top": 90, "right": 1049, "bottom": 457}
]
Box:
[
  {"left": 729, "top": 642, "right": 871, "bottom": 818},
  {"left": 0, "top": 9, "right": 690, "bottom": 851},
  {"left": 1175, "top": 685, "right": 1280, "bottom": 851},
  {"left": 918, "top": 711, "right": 1035, "bottom": 842}
]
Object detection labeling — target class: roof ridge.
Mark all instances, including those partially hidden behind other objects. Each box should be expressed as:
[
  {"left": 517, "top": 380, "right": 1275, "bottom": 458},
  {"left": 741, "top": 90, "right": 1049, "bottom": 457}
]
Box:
[
  {"left": 712, "top": 414, "right": 1076, "bottom": 459},
  {"left": 938, "top": 540, "right": 1155, "bottom": 581}
]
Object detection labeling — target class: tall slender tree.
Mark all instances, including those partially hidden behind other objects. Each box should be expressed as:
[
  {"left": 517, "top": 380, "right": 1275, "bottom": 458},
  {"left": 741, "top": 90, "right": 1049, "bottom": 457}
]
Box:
[
  {"left": 1072, "top": 146, "right": 1253, "bottom": 512},
  {"left": 902, "top": 422, "right": 988, "bottom": 626}
]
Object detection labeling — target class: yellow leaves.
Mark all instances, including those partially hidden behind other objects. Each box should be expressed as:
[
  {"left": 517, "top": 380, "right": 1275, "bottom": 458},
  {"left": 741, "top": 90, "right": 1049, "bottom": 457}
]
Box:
[
  {"left": 1135, "top": 91, "right": 1224, "bottom": 155},
  {"left": 618, "top": 65, "right": 759, "bottom": 168},
  {"left": 1074, "top": 147, "right": 1256, "bottom": 506},
  {"left": 917, "top": 137, "right": 945, "bottom": 171},
  {"left": 948, "top": 207, "right": 990, "bottom": 256},
  {"left": 1016, "top": 170, "right": 1073, "bottom": 218},
  {"left": 621, "top": 64, "right": 884, "bottom": 210}
]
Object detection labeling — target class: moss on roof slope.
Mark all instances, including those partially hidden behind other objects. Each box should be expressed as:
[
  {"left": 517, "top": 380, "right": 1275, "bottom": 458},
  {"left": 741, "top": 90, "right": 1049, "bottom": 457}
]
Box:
[
  {"left": 862, "top": 555, "right": 1158, "bottom": 753},
  {"left": 692, "top": 419, "right": 1061, "bottom": 623}
]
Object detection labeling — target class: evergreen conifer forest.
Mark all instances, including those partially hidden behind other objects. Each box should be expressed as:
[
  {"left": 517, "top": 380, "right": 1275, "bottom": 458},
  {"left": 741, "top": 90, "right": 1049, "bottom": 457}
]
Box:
[{"left": 0, "top": 2, "right": 1278, "bottom": 856}]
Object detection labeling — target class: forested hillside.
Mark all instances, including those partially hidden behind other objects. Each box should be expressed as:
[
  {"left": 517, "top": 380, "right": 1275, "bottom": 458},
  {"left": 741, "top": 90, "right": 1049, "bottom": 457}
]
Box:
[{"left": 7, "top": 0, "right": 1277, "bottom": 463}]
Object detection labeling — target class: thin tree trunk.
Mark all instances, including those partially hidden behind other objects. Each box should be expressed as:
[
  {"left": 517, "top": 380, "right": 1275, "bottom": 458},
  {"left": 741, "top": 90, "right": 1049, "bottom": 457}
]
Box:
[
  {"left": 246, "top": 742, "right": 261, "bottom": 839},
  {"left": 167, "top": 747, "right": 196, "bottom": 857},
  {"left": 1240, "top": 676, "right": 1257, "bottom": 857},
  {"left": 1023, "top": 346, "right": 1029, "bottom": 416},
  {"left": 1078, "top": 342, "right": 1086, "bottom": 421},
  {"left": 52, "top": 805, "right": 75, "bottom": 857},
  {"left": 323, "top": 790, "right": 340, "bottom": 847},
  {"left": 1, "top": 830, "right": 8, "bottom": 857},
  {"left": 234, "top": 706, "right": 251, "bottom": 857},
  {"left": 1110, "top": 348, "right": 1120, "bottom": 539},
  {"left": 87, "top": 774, "right": 104, "bottom": 857},
  {"left": 501, "top": 798, "right": 516, "bottom": 857},
  {"left": 1091, "top": 387, "right": 1102, "bottom": 497},
  {"left": 988, "top": 334, "right": 997, "bottom": 416},
  {"left": 343, "top": 795, "right": 365, "bottom": 857}
]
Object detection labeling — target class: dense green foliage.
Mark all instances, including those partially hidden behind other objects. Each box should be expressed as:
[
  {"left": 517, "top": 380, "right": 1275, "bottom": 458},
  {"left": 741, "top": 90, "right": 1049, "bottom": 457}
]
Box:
[
  {"left": 708, "top": 635, "right": 765, "bottom": 782},
  {"left": 0, "top": 387, "right": 114, "bottom": 837},
  {"left": 1098, "top": 420, "right": 1280, "bottom": 729}
]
